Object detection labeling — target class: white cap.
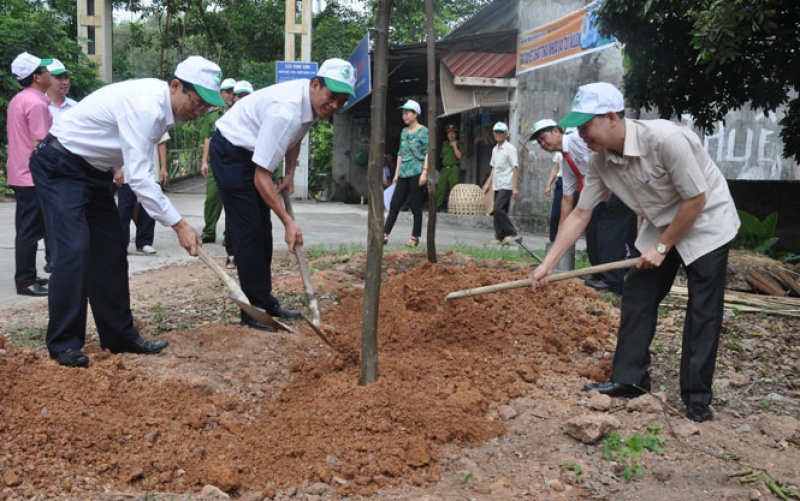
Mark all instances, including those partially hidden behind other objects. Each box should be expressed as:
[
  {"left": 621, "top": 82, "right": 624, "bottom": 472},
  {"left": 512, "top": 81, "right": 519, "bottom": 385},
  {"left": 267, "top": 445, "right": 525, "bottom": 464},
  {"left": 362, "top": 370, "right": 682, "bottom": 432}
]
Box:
[
  {"left": 47, "top": 59, "right": 72, "bottom": 76},
  {"left": 220, "top": 78, "right": 237, "bottom": 90},
  {"left": 398, "top": 99, "right": 421, "bottom": 115},
  {"left": 559, "top": 82, "right": 624, "bottom": 128},
  {"left": 530, "top": 119, "right": 558, "bottom": 140},
  {"left": 493, "top": 122, "right": 508, "bottom": 132},
  {"left": 233, "top": 80, "right": 254, "bottom": 95},
  {"left": 12, "top": 52, "right": 53, "bottom": 80},
  {"left": 174, "top": 56, "right": 226, "bottom": 108},
  {"left": 316, "top": 58, "right": 356, "bottom": 96}
]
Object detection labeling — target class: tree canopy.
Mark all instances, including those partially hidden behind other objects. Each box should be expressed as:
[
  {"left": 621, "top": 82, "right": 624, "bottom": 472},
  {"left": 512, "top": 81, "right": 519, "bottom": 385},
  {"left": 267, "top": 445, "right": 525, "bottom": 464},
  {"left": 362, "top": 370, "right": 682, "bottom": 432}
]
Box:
[{"left": 597, "top": 0, "right": 800, "bottom": 162}]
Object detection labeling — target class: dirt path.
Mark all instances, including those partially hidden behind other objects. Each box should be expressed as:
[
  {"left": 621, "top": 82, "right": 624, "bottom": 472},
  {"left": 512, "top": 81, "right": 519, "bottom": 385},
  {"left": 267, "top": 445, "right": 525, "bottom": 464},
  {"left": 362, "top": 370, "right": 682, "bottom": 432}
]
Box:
[{"left": 0, "top": 252, "right": 798, "bottom": 500}]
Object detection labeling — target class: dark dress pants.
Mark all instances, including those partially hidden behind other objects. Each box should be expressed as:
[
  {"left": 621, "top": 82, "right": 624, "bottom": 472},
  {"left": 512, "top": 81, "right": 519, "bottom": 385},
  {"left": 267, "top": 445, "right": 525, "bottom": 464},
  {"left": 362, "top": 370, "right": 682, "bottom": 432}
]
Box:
[
  {"left": 548, "top": 177, "right": 563, "bottom": 243},
  {"left": 611, "top": 242, "right": 730, "bottom": 406},
  {"left": 30, "top": 144, "right": 140, "bottom": 356},
  {"left": 492, "top": 189, "right": 516, "bottom": 240},
  {"left": 117, "top": 184, "right": 156, "bottom": 249},
  {"left": 11, "top": 186, "right": 47, "bottom": 290},
  {"left": 585, "top": 194, "right": 639, "bottom": 289},
  {"left": 209, "top": 131, "right": 280, "bottom": 319},
  {"left": 384, "top": 175, "right": 423, "bottom": 237}
]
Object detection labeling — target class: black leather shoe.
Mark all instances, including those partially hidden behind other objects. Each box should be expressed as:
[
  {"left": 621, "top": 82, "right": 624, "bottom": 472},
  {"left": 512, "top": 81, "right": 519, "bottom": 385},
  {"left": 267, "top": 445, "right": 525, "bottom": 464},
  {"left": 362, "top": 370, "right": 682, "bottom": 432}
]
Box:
[
  {"left": 44, "top": 263, "right": 53, "bottom": 274},
  {"left": 36, "top": 276, "right": 49, "bottom": 286},
  {"left": 240, "top": 319, "right": 277, "bottom": 332},
  {"left": 584, "top": 277, "right": 611, "bottom": 291},
  {"left": 201, "top": 236, "right": 215, "bottom": 244},
  {"left": 584, "top": 381, "right": 649, "bottom": 398},
  {"left": 17, "top": 283, "right": 48, "bottom": 296},
  {"left": 108, "top": 337, "right": 169, "bottom": 354},
  {"left": 54, "top": 348, "right": 89, "bottom": 367},
  {"left": 267, "top": 306, "right": 301, "bottom": 319},
  {"left": 686, "top": 403, "right": 713, "bottom": 422}
]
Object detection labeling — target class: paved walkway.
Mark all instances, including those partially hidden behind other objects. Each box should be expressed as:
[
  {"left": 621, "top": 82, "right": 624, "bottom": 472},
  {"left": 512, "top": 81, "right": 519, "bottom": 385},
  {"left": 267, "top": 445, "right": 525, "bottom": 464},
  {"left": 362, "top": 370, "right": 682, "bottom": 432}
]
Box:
[{"left": 0, "top": 177, "right": 568, "bottom": 308}]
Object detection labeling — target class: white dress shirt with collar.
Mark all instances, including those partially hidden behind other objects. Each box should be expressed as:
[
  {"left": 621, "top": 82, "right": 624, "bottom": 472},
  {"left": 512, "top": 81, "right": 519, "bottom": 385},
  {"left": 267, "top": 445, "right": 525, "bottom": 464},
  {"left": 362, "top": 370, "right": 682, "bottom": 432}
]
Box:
[
  {"left": 560, "top": 132, "right": 593, "bottom": 197},
  {"left": 215, "top": 79, "right": 315, "bottom": 172},
  {"left": 48, "top": 97, "right": 78, "bottom": 126},
  {"left": 49, "top": 79, "right": 181, "bottom": 227}
]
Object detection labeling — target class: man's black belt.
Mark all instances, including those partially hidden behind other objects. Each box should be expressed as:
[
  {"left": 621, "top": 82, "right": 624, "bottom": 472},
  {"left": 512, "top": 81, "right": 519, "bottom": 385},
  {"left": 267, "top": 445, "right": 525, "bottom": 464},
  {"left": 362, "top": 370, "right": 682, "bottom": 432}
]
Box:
[{"left": 42, "top": 134, "right": 95, "bottom": 172}]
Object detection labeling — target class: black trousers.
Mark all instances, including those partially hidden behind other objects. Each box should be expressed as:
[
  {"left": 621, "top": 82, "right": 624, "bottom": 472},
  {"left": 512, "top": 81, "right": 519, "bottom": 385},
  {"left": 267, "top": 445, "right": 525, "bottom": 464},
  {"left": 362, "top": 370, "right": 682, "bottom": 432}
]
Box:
[
  {"left": 611, "top": 241, "right": 730, "bottom": 406},
  {"left": 384, "top": 174, "right": 424, "bottom": 238},
  {"left": 11, "top": 185, "right": 48, "bottom": 290},
  {"left": 585, "top": 194, "right": 638, "bottom": 288},
  {"left": 548, "top": 178, "right": 563, "bottom": 243},
  {"left": 492, "top": 189, "right": 516, "bottom": 240},
  {"left": 209, "top": 131, "right": 280, "bottom": 319},
  {"left": 30, "top": 143, "right": 140, "bottom": 356},
  {"left": 117, "top": 184, "right": 156, "bottom": 250}
]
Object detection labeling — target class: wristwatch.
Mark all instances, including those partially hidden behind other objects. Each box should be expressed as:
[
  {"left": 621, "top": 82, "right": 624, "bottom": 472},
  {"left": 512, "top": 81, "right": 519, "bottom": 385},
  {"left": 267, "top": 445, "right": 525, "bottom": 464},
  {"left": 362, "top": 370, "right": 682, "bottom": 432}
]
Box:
[{"left": 656, "top": 242, "right": 668, "bottom": 255}]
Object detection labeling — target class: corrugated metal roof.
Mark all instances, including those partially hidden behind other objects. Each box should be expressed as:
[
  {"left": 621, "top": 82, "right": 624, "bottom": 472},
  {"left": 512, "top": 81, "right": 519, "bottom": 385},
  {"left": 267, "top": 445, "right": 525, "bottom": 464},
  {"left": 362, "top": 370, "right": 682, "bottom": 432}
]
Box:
[{"left": 440, "top": 51, "right": 517, "bottom": 78}]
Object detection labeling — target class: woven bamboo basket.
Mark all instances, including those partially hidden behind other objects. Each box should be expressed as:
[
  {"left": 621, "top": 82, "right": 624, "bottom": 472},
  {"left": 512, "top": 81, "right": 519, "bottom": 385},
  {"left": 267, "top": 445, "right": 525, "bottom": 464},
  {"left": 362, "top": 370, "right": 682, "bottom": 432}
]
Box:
[{"left": 448, "top": 184, "right": 487, "bottom": 215}]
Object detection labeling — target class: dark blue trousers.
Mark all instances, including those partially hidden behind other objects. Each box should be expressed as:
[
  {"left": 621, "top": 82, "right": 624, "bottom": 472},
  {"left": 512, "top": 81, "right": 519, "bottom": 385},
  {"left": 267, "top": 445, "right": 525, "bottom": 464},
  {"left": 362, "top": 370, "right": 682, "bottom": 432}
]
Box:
[
  {"left": 30, "top": 143, "right": 139, "bottom": 356},
  {"left": 612, "top": 242, "right": 730, "bottom": 406},
  {"left": 208, "top": 131, "right": 280, "bottom": 319},
  {"left": 11, "top": 186, "right": 47, "bottom": 290},
  {"left": 117, "top": 184, "right": 155, "bottom": 249},
  {"left": 585, "top": 194, "right": 638, "bottom": 289},
  {"left": 549, "top": 177, "right": 563, "bottom": 243}
]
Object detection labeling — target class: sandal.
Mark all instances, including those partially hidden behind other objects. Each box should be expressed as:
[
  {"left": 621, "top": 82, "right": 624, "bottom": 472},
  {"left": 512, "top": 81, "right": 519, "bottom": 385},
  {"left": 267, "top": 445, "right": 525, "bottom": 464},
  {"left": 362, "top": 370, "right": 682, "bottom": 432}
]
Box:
[
  {"left": 383, "top": 233, "right": 389, "bottom": 244},
  {"left": 407, "top": 236, "right": 419, "bottom": 247},
  {"left": 225, "top": 256, "right": 236, "bottom": 269}
]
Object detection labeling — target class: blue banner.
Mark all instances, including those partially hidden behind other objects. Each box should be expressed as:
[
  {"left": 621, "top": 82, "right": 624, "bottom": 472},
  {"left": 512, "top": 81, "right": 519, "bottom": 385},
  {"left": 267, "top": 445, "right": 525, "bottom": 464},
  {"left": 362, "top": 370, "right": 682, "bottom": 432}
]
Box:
[
  {"left": 276, "top": 61, "right": 318, "bottom": 83},
  {"left": 344, "top": 33, "right": 372, "bottom": 111}
]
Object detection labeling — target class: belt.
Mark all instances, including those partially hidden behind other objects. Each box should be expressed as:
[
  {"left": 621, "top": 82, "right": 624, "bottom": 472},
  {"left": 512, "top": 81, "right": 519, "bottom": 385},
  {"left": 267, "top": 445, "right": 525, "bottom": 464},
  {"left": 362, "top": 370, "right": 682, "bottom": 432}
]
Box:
[
  {"left": 42, "top": 134, "right": 96, "bottom": 172},
  {"left": 442, "top": 164, "right": 459, "bottom": 169}
]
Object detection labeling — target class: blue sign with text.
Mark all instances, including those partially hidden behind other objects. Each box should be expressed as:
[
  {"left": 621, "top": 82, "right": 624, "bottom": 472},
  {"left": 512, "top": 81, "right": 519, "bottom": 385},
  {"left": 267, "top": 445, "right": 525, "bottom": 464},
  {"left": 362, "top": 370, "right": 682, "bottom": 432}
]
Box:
[{"left": 276, "top": 61, "right": 318, "bottom": 83}]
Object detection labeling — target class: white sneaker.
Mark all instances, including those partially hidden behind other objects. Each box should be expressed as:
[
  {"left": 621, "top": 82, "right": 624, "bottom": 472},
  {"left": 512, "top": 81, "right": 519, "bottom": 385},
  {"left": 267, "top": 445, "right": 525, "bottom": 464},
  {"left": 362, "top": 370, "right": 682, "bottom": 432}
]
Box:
[{"left": 137, "top": 245, "right": 157, "bottom": 255}]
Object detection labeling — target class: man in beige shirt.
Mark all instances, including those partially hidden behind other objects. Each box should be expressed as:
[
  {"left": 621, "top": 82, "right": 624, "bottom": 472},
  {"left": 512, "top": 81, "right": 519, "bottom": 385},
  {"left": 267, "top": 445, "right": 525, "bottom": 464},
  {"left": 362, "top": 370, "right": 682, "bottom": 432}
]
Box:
[{"left": 530, "top": 82, "right": 740, "bottom": 423}]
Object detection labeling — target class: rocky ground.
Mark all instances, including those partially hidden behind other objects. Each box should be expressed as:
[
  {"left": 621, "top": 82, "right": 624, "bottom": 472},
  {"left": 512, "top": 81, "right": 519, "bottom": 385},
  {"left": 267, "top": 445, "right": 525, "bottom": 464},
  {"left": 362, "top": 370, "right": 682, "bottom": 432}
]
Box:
[{"left": 0, "top": 250, "right": 798, "bottom": 501}]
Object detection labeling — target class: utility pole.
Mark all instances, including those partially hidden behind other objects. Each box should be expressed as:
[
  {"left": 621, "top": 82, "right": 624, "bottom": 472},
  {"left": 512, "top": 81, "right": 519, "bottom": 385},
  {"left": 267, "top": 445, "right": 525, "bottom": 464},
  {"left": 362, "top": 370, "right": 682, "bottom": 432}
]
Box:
[{"left": 285, "top": 0, "right": 313, "bottom": 199}]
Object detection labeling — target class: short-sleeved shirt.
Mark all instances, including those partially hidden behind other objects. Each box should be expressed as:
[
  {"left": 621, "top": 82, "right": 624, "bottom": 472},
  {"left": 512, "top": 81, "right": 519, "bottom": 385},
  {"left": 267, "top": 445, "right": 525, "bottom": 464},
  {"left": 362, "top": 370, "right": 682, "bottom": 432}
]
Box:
[
  {"left": 6, "top": 87, "right": 52, "bottom": 187},
  {"left": 577, "top": 119, "right": 740, "bottom": 265},
  {"left": 440, "top": 141, "right": 465, "bottom": 167},
  {"left": 200, "top": 108, "right": 224, "bottom": 139},
  {"left": 48, "top": 97, "right": 78, "bottom": 126},
  {"left": 397, "top": 126, "right": 428, "bottom": 178},
  {"left": 551, "top": 152, "right": 563, "bottom": 177},
  {"left": 560, "top": 133, "right": 592, "bottom": 196},
  {"left": 490, "top": 141, "right": 518, "bottom": 191},
  {"left": 50, "top": 78, "right": 181, "bottom": 227},
  {"left": 215, "top": 79, "right": 314, "bottom": 172}
]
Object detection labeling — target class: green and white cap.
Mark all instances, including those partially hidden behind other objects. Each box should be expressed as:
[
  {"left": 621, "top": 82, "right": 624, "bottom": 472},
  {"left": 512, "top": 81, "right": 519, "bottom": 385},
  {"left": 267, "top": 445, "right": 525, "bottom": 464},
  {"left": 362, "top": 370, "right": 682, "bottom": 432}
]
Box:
[
  {"left": 220, "top": 78, "right": 237, "bottom": 90},
  {"left": 559, "top": 82, "right": 624, "bottom": 128},
  {"left": 316, "top": 58, "right": 356, "bottom": 96},
  {"left": 47, "top": 59, "right": 72, "bottom": 76},
  {"left": 174, "top": 56, "right": 227, "bottom": 108},
  {"left": 233, "top": 80, "right": 254, "bottom": 95},
  {"left": 493, "top": 122, "right": 508, "bottom": 132},
  {"left": 398, "top": 99, "right": 421, "bottom": 115},
  {"left": 11, "top": 52, "right": 53, "bottom": 80}
]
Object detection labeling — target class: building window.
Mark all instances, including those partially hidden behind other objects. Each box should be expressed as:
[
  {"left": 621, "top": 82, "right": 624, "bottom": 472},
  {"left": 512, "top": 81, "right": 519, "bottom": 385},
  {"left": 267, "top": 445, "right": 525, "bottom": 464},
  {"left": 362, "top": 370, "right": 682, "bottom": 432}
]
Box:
[
  {"left": 87, "top": 26, "right": 96, "bottom": 55},
  {"left": 87, "top": 0, "right": 94, "bottom": 16}
]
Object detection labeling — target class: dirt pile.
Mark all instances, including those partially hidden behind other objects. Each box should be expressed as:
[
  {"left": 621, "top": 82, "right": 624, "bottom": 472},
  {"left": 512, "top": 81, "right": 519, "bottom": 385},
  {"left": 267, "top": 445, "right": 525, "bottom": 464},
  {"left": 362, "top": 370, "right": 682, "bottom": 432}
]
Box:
[{"left": 0, "top": 257, "right": 615, "bottom": 499}]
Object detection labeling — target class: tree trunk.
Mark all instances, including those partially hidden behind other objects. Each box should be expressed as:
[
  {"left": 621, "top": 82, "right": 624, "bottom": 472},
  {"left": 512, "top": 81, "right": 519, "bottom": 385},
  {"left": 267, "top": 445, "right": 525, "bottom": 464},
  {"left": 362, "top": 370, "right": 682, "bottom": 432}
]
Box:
[
  {"left": 424, "top": 0, "right": 437, "bottom": 263},
  {"left": 360, "top": 0, "right": 393, "bottom": 386}
]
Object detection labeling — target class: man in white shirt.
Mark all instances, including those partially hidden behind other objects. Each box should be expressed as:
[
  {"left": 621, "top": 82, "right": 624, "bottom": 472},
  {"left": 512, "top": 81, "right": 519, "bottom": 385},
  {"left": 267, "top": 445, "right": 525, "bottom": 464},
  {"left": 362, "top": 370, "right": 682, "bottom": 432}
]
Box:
[
  {"left": 46, "top": 59, "right": 78, "bottom": 125},
  {"left": 531, "top": 119, "right": 638, "bottom": 291},
  {"left": 209, "top": 58, "right": 356, "bottom": 331},
  {"left": 482, "top": 122, "right": 519, "bottom": 245},
  {"left": 530, "top": 82, "right": 740, "bottom": 422},
  {"left": 30, "top": 56, "right": 226, "bottom": 368}
]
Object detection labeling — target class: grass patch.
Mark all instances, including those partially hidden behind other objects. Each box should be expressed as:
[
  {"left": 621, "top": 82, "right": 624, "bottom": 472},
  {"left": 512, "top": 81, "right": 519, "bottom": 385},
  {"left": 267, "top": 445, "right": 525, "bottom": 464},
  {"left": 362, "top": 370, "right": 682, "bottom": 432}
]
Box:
[
  {"left": 441, "top": 242, "right": 537, "bottom": 263},
  {"left": 8, "top": 325, "right": 47, "bottom": 348}
]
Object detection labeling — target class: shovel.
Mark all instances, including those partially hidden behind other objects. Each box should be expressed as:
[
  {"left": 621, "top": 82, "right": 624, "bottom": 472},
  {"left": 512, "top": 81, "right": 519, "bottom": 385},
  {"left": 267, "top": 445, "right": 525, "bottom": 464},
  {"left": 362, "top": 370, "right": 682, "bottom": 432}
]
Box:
[
  {"left": 196, "top": 246, "right": 296, "bottom": 334},
  {"left": 280, "top": 190, "right": 322, "bottom": 325},
  {"left": 513, "top": 237, "right": 543, "bottom": 264},
  {"left": 445, "top": 257, "right": 639, "bottom": 301}
]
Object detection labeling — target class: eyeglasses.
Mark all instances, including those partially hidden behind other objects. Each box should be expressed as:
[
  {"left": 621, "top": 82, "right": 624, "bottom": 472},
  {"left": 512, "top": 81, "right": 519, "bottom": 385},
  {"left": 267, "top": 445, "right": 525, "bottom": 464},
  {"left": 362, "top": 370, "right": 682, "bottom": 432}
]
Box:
[{"left": 182, "top": 87, "right": 210, "bottom": 113}]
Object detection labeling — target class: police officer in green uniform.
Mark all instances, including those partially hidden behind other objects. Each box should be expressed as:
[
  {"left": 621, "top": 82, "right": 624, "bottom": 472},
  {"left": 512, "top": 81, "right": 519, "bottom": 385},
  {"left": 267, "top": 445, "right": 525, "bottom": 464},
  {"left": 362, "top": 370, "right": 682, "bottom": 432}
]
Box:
[{"left": 436, "top": 123, "right": 465, "bottom": 209}]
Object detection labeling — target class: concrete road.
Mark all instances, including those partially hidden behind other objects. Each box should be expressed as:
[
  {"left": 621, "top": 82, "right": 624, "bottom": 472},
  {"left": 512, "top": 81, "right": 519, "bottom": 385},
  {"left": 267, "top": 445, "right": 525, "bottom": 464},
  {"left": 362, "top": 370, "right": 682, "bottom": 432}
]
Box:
[{"left": 0, "top": 177, "right": 563, "bottom": 308}]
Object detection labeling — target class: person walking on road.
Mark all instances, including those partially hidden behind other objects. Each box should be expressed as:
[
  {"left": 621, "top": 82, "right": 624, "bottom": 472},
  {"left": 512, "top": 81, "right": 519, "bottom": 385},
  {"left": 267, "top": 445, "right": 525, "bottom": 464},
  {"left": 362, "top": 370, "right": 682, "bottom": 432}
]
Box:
[
  {"left": 435, "top": 123, "right": 464, "bottom": 210},
  {"left": 383, "top": 99, "right": 429, "bottom": 247},
  {"left": 482, "top": 122, "right": 519, "bottom": 245},
  {"left": 530, "top": 82, "right": 740, "bottom": 423},
  {"left": 30, "top": 56, "right": 226, "bottom": 368},
  {"left": 209, "top": 58, "right": 356, "bottom": 331}
]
